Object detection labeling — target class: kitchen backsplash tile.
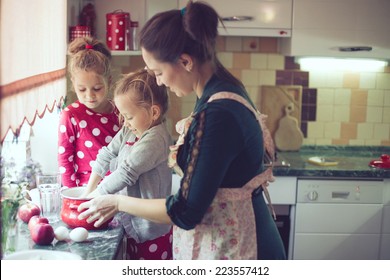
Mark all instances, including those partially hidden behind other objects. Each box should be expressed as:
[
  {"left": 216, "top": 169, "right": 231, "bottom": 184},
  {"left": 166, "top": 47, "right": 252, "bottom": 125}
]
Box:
[{"left": 105, "top": 37, "right": 389, "bottom": 146}]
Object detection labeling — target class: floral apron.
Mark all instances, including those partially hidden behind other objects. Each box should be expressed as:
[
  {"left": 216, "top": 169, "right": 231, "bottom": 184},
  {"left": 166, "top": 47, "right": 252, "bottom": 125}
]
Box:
[{"left": 168, "top": 92, "right": 276, "bottom": 260}]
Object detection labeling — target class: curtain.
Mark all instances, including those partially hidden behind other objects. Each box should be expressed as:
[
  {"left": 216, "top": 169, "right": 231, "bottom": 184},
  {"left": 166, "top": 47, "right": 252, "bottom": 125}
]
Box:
[{"left": 0, "top": 0, "right": 67, "bottom": 143}]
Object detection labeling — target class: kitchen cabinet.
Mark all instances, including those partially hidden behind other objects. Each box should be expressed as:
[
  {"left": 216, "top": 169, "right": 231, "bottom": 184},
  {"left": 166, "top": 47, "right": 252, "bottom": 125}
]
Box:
[
  {"left": 280, "top": 0, "right": 390, "bottom": 59},
  {"left": 179, "top": 0, "right": 292, "bottom": 37},
  {"left": 293, "top": 179, "right": 384, "bottom": 260},
  {"left": 67, "top": 0, "right": 177, "bottom": 55},
  {"left": 380, "top": 179, "right": 390, "bottom": 259}
]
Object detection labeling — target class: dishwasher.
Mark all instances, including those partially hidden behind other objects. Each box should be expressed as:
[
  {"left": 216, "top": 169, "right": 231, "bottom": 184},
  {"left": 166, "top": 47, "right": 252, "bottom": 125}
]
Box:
[{"left": 293, "top": 179, "right": 384, "bottom": 260}]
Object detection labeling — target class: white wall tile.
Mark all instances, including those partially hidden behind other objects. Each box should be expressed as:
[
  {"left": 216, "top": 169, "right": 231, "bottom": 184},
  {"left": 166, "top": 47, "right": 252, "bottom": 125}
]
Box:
[
  {"left": 357, "top": 123, "right": 374, "bottom": 140},
  {"left": 307, "top": 122, "right": 324, "bottom": 138},
  {"left": 324, "top": 122, "right": 341, "bottom": 138},
  {"left": 333, "top": 105, "right": 350, "bottom": 122},
  {"left": 334, "top": 89, "right": 351, "bottom": 105},
  {"left": 317, "top": 89, "right": 334, "bottom": 105},
  {"left": 367, "top": 90, "right": 385, "bottom": 106},
  {"left": 316, "top": 105, "right": 334, "bottom": 121},
  {"left": 373, "top": 124, "right": 390, "bottom": 140},
  {"left": 377, "top": 73, "right": 390, "bottom": 90},
  {"left": 366, "top": 107, "right": 383, "bottom": 123},
  {"left": 360, "top": 72, "right": 377, "bottom": 89}
]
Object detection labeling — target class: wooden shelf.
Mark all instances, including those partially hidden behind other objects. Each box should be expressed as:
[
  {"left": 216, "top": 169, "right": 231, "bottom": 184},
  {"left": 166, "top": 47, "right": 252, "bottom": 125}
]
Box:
[{"left": 110, "top": 50, "right": 142, "bottom": 56}]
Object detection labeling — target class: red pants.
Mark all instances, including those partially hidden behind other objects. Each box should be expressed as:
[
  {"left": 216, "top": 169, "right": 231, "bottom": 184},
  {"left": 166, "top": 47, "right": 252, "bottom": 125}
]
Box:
[{"left": 126, "top": 228, "right": 173, "bottom": 260}]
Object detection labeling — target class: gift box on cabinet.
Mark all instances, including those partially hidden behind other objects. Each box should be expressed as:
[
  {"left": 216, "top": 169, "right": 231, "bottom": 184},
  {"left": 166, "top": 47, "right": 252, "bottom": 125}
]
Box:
[{"left": 106, "top": 10, "right": 130, "bottom": 51}]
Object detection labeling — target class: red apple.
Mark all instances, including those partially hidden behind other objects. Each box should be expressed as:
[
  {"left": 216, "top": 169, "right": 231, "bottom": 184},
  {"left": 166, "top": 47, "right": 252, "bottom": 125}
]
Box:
[
  {"left": 28, "top": 215, "right": 49, "bottom": 232},
  {"left": 30, "top": 223, "right": 55, "bottom": 245},
  {"left": 17, "top": 203, "right": 41, "bottom": 223}
]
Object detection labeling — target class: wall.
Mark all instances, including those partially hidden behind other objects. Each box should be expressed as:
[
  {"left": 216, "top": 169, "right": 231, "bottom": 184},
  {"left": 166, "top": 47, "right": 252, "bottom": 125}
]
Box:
[{"left": 109, "top": 36, "right": 390, "bottom": 146}]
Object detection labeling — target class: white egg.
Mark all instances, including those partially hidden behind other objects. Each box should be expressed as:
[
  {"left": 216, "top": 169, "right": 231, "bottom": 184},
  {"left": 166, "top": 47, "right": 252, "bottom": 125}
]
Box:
[
  {"left": 69, "top": 227, "right": 89, "bottom": 242},
  {"left": 54, "top": 226, "right": 69, "bottom": 241}
]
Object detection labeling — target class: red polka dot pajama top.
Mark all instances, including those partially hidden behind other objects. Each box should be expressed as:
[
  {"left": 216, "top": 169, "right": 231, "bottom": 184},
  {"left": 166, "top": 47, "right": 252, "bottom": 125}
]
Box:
[{"left": 58, "top": 101, "right": 120, "bottom": 188}]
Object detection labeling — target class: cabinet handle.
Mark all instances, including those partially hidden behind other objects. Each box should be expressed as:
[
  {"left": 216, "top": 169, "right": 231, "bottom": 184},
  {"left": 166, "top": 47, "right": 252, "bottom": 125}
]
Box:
[{"left": 222, "top": 16, "right": 253, "bottom": 22}]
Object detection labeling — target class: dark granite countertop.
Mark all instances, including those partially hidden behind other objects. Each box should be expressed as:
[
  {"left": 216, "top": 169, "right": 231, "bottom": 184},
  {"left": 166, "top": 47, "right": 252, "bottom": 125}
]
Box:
[
  {"left": 12, "top": 216, "right": 124, "bottom": 260},
  {"left": 273, "top": 146, "right": 390, "bottom": 179}
]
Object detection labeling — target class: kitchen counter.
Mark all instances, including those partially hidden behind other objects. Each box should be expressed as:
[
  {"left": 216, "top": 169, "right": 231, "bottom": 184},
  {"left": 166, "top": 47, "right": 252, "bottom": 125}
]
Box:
[
  {"left": 11, "top": 216, "right": 125, "bottom": 260},
  {"left": 274, "top": 146, "right": 390, "bottom": 179}
]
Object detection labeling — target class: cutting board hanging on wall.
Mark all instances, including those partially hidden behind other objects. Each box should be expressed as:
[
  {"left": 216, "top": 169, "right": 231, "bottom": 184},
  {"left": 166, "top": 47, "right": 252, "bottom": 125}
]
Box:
[
  {"left": 258, "top": 85, "right": 303, "bottom": 149},
  {"left": 274, "top": 102, "right": 304, "bottom": 151}
]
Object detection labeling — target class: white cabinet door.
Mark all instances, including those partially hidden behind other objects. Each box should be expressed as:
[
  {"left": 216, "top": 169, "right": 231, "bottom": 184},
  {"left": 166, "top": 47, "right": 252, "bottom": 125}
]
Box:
[
  {"left": 280, "top": 0, "right": 390, "bottom": 59},
  {"left": 294, "top": 203, "right": 383, "bottom": 259},
  {"left": 179, "top": 0, "right": 292, "bottom": 37}
]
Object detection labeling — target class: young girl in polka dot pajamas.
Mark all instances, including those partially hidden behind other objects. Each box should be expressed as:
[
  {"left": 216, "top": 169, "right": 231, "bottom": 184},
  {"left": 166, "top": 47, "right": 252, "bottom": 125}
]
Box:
[
  {"left": 82, "top": 68, "right": 173, "bottom": 260},
  {"left": 58, "top": 37, "right": 121, "bottom": 188}
]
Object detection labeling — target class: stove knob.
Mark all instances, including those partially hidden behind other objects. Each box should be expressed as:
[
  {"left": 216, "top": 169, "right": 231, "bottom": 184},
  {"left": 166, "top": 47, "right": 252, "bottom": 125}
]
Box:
[{"left": 307, "top": 191, "right": 318, "bottom": 201}]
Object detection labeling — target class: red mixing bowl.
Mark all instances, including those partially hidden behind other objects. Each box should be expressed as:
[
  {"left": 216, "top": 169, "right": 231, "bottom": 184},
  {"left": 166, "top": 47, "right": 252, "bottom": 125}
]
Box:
[{"left": 60, "top": 187, "right": 113, "bottom": 230}]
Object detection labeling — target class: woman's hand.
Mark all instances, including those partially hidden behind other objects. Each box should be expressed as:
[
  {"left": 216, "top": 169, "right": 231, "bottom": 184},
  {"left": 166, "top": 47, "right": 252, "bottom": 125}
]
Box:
[{"left": 77, "top": 195, "right": 119, "bottom": 228}]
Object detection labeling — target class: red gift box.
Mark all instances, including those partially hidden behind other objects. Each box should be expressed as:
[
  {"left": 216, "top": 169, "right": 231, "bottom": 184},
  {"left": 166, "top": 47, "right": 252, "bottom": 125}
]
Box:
[{"left": 106, "top": 10, "right": 130, "bottom": 51}]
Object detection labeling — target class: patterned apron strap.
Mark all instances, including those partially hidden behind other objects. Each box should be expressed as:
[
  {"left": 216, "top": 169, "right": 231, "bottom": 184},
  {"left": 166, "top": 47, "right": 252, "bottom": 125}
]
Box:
[{"left": 208, "top": 92, "right": 277, "bottom": 219}]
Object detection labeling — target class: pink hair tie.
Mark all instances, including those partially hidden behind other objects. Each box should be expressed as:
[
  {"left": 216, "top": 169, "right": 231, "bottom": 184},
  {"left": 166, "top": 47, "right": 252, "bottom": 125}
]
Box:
[{"left": 85, "top": 44, "right": 93, "bottom": 49}]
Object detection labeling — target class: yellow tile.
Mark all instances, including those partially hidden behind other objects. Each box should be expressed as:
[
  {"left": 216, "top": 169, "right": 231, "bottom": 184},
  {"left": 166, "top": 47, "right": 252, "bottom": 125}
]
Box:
[
  {"left": 228, "top": 69, "right": 242, "bottom": 81},
  {"left": 367, "top": 90, "right": 385, "bottom": 106},
  {"left": 242, "top": 37, "right": 259, "bottom": 52},
  {"left": 233, "top": 53, "right": 251, "bottom": 69},
  {"left": 377, "top": 73, "right": 390, "bottom": 90},
  {"left": 349, "top": 105, "right": 367, "bottom": 123},
  {"left": 334, "top": 105, "right": 350, "bottom": 122},
  {"left": 381, "top": 140, "right": 390, "bottom": 146},
  {"left": 343, "top": 72, "right": 360, "bottom": 88},
  {"left": 325, "top": 72, "right": 343, "bottom": 88},
  {"left": 334, "top": 89, "right": 351, "bottom": 105},
  {"left": 350, "top": 90, "right": 368, "bottom": 106},
  {"left": 374, "top": 123, "right": 390, "bottom": 140},
  {"left": 267, "top": 54, "right": 284, "bottom": 70},
  {"left": 217, "top": 52, "right": 233, "bottom": 68},
  {"left": 366, "top": 107, "right": 383, "bottom": 123},
  {"left": 250, "top": 53, "right": 268, "bottom": 69},
  {"left": 332, "top": 139, "right": 349, "bottom": 145},
  {"left": 340, "top": 122, "right": 357, "bottom": 139},
  {"left": 258, "top": 70, "right": 276, "bottom": 86},
  {"left": 241, "top": 69, "right": 259, "bottom": 86},
  {"left": 225, "top": 37, "right": 242, "bottom": 52},
  {"left": 357, "top": 123, "right": 374, "bottom": 140}
]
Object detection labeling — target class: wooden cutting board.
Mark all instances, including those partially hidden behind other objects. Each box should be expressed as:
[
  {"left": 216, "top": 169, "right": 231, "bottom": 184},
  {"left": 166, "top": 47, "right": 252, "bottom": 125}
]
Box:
[
  {"left": 257, "top": 85, "right": 303, "bottom": 147},
  {"left": 274, "top": 103, "right": 304, "bottom": 151}
]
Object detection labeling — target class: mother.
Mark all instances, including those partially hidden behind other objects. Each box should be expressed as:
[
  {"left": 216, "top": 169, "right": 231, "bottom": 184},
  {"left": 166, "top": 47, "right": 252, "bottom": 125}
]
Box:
[{"left": 78, "top": 0, "right": 286, "bottom": 260}]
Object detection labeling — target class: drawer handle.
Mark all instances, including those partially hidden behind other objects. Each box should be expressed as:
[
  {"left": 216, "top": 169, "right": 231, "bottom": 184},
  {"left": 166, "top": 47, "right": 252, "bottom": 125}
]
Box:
[
  {"left": 222, "top": 16, "right": 253, "bottom": 22},
  {"left": 332, "top": 191, "right": 350, "bottom": 199}
]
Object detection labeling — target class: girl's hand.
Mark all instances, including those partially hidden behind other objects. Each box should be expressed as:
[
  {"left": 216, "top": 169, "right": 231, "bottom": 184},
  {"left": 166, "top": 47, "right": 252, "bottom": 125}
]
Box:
[{"left": 77, "top": 195, "right": 119, "bottom": 228}]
